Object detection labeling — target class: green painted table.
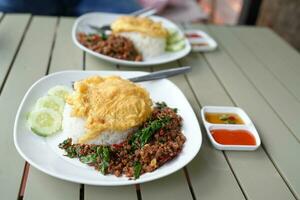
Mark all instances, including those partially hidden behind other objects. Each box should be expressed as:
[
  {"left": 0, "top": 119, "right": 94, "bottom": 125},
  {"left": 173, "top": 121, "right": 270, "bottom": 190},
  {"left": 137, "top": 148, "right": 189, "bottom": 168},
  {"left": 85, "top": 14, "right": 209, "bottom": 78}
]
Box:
[{"left": 0, "top": 13, "right": 299, "bottom": 200}]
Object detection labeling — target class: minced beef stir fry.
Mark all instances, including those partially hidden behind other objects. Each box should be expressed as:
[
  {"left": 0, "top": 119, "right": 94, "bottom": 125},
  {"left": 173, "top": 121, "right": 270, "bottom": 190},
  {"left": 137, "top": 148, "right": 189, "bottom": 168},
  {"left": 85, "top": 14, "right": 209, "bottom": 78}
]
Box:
[
  {"left": 77, "top": 33, "right": 143, "bottom": 61},
  {"left": 59, "top": 102, "right": 186, "bottom": 179}
]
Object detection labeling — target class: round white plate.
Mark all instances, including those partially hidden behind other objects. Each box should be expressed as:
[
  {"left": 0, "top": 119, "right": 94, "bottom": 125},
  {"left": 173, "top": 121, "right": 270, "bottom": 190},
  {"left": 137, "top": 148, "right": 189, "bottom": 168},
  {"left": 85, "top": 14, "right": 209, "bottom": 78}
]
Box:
[
  {"left": 72, "top": 12, "right": 191, "bottom": 66},
  {"left": 14, "top": 71, "right": 202, "bottom": 186}
]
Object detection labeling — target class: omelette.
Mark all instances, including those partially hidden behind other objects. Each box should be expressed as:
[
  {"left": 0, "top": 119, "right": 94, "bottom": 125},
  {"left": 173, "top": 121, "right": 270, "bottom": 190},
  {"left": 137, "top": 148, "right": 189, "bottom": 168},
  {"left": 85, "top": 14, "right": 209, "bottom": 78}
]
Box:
[
  {"left": 111, "top": 16, "right": 168, "bottom": 38},
  {"left": 66, "top": 75, "right": 153, "bottom": 144}
]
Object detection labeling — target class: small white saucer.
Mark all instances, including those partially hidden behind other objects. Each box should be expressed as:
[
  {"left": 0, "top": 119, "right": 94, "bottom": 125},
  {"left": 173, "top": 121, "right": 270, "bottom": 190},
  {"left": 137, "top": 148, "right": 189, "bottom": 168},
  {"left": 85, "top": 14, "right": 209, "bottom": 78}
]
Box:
[{"left": 201, "top": 106, "right": 261, "bottom": 151}]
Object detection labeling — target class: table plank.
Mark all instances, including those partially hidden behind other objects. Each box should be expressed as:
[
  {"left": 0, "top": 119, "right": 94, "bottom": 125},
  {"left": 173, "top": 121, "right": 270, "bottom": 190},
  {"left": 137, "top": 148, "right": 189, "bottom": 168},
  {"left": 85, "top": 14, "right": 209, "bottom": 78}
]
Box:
[
  {"left": 24, "top": 17, "right": 82, "bottom": 200},
  {"left": 49, "top": 17, "right": 83, "bottom": 73},
  {"left": 85, "top": 54, "right": 116, "bottom": 71},
  {"left": 141, "top": 171, "right": 192, "bottom": 200},
  {"left": 181, "top": 51, "right": 295, "bottom": 200},
  {"left": 232, "top": 27, "right": 300, "bottom": 101},
  {"left": 0, "top": 16, "right": 57, "bottom": 200},
  {"left": 184, "top": 24, "right": 298, "bottom": 198},
  {"left": 0, "top": 14, "right": 31, "bottom": 91},
  {"left": 224, "top": 27, "right": 300, "bottom": 142},
  {"left": 85, "top": 186, "right": 138, "bottom": 200}
]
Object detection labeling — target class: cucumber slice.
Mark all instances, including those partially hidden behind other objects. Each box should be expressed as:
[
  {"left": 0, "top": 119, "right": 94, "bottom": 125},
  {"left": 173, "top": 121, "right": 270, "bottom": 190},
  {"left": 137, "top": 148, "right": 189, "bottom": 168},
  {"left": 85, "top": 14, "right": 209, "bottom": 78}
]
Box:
[
  {"left": 28, "top": 108, "right": 62, "bottom": 136},
  {"left": 166, "top": 40, "right": 186, "bottom": 52},
  {"left": 167, "top": 28, "right": 177, "bottom": 37},
  {"left": 35, "top": 95, "right": 65, "bottom": 113},
  {"left": 48, "top": 85, "right": 72, "bottom": 100},
  {"left": 167, "top": 32, "right": 184, "bottom": 44}
]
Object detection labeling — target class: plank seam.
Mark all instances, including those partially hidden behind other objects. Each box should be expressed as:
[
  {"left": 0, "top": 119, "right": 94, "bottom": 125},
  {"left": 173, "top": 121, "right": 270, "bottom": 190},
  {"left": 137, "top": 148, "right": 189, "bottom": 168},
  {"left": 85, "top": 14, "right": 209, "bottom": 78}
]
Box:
[
  {"left": 80, "top": 184, "right": 84, "bottom": 200},
  {"left": 18, "top": 162, "right": 30, "bottom": 200},
  {"left": 0, "top": 13, "right": 4, "bottom": 23},
  {"left": 83, "top": 52, "right": 86, "bottom": 70},
  {"left": 183, "top": 167, "right": 196, "bottom": 200},
  {"left": 0, "top": 15, "right": 33, "bottom": 95},
  {"left": 203, "top": 51, "right": 298, "bottom": 199},
  {"left": 135, "top": 184, "right": 142, "bottom": 200},
  {"left": 222, "top": 151, "right": 248, "bottom": 199},
  {"left": 45, "top": 17, "right": 60, "bottom": 74},
  {"left": 205, "top": 26, "right": 298, "bottom": 198}
]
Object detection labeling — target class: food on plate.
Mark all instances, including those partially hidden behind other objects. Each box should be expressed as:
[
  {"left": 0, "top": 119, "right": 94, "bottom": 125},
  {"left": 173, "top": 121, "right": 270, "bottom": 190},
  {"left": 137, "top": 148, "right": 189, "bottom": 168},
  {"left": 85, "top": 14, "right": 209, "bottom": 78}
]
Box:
[
  {"left": 28, "top": 108, "right": 62, "bottom": 136},
  {"left": 111, "top": 16, "right": 168, "bottom": 58},
  {"left": 66, "top": 75, "right": 152, "bottom": 144},
  {"left": 77, "top": 33, "right": 143, "bottom": 61},
  {"left": 185, "top": 33, "right": 202, "bottom": 38},
  {"left": 77, "top": 16, "right": 187, "bottom": 61},
  {"left": 210, "top": 129, "right": 256, "bottom": 145},
  {"left": 166, "top": 28, "right": 185, "bottom": 52},
  {"left": 36, "top": 95, "right": 65, "bottom": 113},
  {"left": 205, "top": 112, "right": 244, "bottom": 124},
  {"left": 48, "top": 85, "right": 73, "bottom": 100},
  {"left": 57, "top": 76, "right": 186, "bottom": 179},
  {"left": 59, "top": 101, "right": 185, "bottom": 179},
  {"left": 27, "top": 75, "right": 186, "bottom": 179},
  {"left": 27, "top": 86, "right": 67, "bottom": 136}
]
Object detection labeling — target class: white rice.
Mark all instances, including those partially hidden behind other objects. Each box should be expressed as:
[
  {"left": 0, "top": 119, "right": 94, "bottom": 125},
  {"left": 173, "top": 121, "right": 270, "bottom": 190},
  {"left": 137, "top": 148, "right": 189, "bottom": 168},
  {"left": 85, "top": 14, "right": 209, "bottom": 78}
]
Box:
[
  {"left": 119, "top": 32, "right": 166, "bottom": 59},
  {"left": 62, "top": 104, "right": 131, "bottom": 145}
]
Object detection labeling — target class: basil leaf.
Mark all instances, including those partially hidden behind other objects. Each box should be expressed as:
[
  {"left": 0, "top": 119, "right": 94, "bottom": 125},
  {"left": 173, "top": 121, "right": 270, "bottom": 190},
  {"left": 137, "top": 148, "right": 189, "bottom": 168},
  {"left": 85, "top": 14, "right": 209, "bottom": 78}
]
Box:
[
  {"left": 98, "top": 146, "right": 110, "bottom": 174},
  {"left": 80, "top": 153, "right": 97, "bottom": 164},
  {"left": 134, "top": 161, "right": 142, "bottom": 179}
]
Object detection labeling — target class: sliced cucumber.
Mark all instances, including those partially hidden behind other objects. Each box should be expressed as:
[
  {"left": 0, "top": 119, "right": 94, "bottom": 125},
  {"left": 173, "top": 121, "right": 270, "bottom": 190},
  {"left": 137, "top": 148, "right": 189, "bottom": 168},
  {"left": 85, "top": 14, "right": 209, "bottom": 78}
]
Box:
[
  {"left": 167, "top": 32, "right": 184, "bottom": 44},
  {"left": 166, "top": 40, "right": 186, "bottom": 52},
  {"left": 28, "top": 108, "right": 62, "bottom": 136},
  {"left": 35, "top": 95, "right": 65, "bottom": 113},
  {"left": 167, "top": 28, "right": 177, "bottom": 37},
  {"left": 48, "top": 85, "right": 72, "bottom": 101}
]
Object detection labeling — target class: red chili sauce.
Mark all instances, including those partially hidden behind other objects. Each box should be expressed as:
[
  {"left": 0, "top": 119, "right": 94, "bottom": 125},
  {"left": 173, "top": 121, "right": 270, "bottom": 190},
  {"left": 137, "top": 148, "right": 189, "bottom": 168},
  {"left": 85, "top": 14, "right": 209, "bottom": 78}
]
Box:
[
  {"left": 210, "top": 129, "right": 256, "bottom": 145},
  {"left": 185, "top": 33, "right": 202, "bottom": 38}
]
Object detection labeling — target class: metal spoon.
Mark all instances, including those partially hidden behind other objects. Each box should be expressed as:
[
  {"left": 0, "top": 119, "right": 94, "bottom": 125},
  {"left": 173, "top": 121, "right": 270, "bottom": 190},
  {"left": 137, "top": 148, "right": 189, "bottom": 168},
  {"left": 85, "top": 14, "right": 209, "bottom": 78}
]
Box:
[
  {"left": 129, "top": 66, "right": 191, "bottom": 82},
  {"left": 72, "top": 66, "right": 191, "bottom": 88}
]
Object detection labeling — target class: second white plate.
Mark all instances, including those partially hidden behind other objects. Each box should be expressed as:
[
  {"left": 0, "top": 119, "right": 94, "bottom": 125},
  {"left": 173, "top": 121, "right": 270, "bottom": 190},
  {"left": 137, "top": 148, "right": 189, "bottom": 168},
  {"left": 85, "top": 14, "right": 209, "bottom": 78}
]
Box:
[{"left": 72, "top": 12, "right": 191, "bottom": 66}]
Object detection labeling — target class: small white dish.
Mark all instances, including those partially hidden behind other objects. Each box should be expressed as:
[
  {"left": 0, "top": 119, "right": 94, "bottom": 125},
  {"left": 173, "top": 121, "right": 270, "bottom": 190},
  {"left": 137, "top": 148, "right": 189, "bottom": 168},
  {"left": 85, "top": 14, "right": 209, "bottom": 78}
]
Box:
[
  {"left": 185, "top": 30, "right": 217, "bottom": 52},
  {"left": 201, "top": 106, "right": 261, "bottom": 151},
  {"left": 14, "top": 70, "right": 202, "bottom": 186},
  {"left": 72, "top": 12, "right": 191, "bottom": 66}
]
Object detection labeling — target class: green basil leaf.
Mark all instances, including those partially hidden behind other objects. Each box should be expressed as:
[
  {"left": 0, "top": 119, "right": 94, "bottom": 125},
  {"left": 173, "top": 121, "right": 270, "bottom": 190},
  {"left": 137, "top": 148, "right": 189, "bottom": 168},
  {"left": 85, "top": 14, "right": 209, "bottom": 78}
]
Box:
[{"left": 134, "top": 161, "right": 142, "bottom": 179}]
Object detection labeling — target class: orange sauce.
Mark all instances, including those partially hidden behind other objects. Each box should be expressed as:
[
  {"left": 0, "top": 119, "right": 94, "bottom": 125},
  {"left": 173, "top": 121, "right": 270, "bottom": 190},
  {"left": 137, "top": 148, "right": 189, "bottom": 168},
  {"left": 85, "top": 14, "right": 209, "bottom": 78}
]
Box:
[
  {"left": 205, "top": 112, "right": 244, "bottom": 124},
  {"left": 210, "top": 129, "right": 256, "bottom": 145}
]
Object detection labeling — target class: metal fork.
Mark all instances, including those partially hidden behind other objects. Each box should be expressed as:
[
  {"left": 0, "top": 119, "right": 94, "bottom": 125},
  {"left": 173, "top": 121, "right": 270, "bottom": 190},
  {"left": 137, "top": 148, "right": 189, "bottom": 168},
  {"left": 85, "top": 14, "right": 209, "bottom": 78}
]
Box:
[{"left": 88, "top": 7, "right": 157, "bottom": 32}]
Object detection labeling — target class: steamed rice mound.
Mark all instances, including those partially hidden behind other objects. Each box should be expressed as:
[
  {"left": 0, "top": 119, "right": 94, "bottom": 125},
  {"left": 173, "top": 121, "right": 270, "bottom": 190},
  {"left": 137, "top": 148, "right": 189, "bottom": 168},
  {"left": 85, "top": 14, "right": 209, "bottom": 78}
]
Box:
[
  {"left": 111, "top": 16, "right": 168, "bottom": 59},
  {"left": 66, "top": 75, "right": 152, "bottom": 144}
]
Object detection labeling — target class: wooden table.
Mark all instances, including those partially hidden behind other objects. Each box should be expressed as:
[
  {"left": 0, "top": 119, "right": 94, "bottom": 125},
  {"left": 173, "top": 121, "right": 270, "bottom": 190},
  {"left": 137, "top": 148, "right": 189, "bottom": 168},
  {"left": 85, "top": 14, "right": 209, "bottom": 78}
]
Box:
[{"left": 1, "top": 13, "right": 299, "bottom": 200}]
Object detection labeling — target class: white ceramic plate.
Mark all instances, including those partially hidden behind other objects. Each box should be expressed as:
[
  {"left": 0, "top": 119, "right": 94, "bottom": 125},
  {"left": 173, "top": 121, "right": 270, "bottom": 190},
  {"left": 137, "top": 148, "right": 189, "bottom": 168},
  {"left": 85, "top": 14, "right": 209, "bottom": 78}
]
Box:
[
  {"left": 14, "top": 71, "right": 202, "bottom": 185},
  {"left": 72, "top": 12, "right": 191, "bottom": 66}
]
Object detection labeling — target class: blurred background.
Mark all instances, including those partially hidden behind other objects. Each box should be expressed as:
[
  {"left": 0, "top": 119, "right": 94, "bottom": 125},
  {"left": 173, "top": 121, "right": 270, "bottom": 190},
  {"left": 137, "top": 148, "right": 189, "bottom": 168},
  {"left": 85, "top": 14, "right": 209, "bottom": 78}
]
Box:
[{"left": 0, "top": 0, "right": 298, "bottom": 51}]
